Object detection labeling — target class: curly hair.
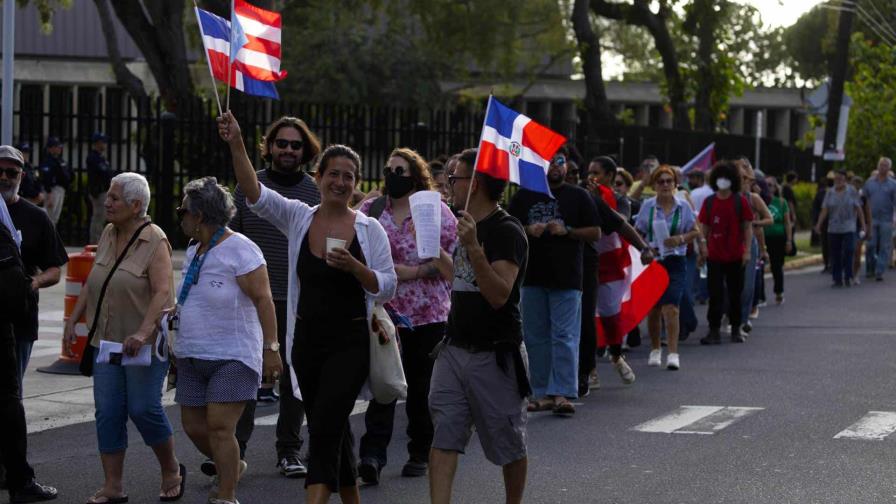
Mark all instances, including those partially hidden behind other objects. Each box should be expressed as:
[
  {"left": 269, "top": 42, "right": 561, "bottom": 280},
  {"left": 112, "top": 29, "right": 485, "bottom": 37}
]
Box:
[
  {"left": 708, "top": 160, "right": 743, "bottom": 193},
  {"left": 184, "top": 176, "right": 235, "bottom": 227},
  {"left": 388, "top": 147, "right": 434, "bottom": 192}
]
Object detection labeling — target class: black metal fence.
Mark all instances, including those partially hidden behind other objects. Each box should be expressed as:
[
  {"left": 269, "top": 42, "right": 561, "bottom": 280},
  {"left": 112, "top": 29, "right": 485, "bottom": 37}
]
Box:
[{"left": 12, "top": 95, "right": 814, "bottom": 246}]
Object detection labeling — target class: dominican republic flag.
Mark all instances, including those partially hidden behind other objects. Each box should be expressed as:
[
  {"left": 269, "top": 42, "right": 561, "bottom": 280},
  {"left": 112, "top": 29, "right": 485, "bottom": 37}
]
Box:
[
  {"left": 681, "top": 143, "right": 715, "bottom": 174},
  {"left": 595, "top": 236, "right": 669, "bottom": 349},
  {"left": 195, "top": 1, "right": 287, "bottom": 99},
  {"left": 475, "top": 96, "right": 567, "bottom": 197}
]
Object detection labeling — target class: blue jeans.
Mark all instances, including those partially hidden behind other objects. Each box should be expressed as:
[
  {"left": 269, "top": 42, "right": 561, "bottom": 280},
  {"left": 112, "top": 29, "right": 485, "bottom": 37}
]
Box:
[
  {"left": 741, "top": 237, "right": 759, "bottom": 324},
  {"left": 867, "top": 221, "right": 894, "bottom": 277},
  {"left": 14, "top": 335, "right": 33, "bottom": 398},
  {"left": 521, "top": 287, "right": 581, "bottom": 399},
  {"left": 679, "top": 253, "right": 699, "bottom": 335},
  {"left": 93, "top": 355, "right": 173, "bottom": 453},
  {"left": 829, "top": 231, "right": 856, "bottom": 284}
]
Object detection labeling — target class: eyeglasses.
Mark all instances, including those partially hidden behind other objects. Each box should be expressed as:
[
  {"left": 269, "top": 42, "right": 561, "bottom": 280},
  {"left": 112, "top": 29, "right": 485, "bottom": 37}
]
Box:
[
  {"left": 0, "top": 167, "right": 21, "bottom": 178},
  {"left": 383, "top": 166, "right": 407, "bottom": 176},
  {"left": 273, "top": 139, "right": 304, "bottom": 151},
  {"left": 656, "top": 178, "right": 675, "bottom": 186},
  {"left": 176, "top": 207, "right": 189, "bottom": 220},
  {"left": 448, "top": 175, "right": 472, "bottom": 186}
]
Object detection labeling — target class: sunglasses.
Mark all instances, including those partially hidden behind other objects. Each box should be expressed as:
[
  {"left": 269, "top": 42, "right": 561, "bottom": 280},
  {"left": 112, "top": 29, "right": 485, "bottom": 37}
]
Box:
[
  {"left": 273, "top": 139, "right": 304, "bottom": 150},
  {"left": 0, "top": 167, "right": 21, "bottom": 178},
  {"left": 552, "top": 157, "right": 566, "bottom": 166},
  {"left": 383, "top": 166, "right": 407, "bottom": 176},
  {"left": 656, "top": 178, "right": 675, "bottom": 186},
  {"left": 176, "top": 207, "right": 189, "bottom": 220},
  {"left": 448, "top": 175, "right": 471, "bottom": 186}
]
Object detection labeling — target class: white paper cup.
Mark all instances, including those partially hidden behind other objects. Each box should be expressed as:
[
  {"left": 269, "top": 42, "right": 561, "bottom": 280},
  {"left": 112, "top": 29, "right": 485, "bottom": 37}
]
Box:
[{"left": 326, "top": 237, "right": 347, "bottom": 253}]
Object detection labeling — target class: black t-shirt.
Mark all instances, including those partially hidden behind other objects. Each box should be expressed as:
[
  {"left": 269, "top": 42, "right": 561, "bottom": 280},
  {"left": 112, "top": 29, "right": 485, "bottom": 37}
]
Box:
[
  {"left": 508, "top": 183, "right": 599, "bottom": 290},
  {"left": 447, "top": 208, "right": 528, "bottom": 348},
  {"left": 18, "top": 162, "right": 42, "bottom": 199},
  {"left": 583, "top": 194, "right": 626, "bottom": 265},
  {"left": 7, "top": 198, "right": 68, "bottom": 340}
]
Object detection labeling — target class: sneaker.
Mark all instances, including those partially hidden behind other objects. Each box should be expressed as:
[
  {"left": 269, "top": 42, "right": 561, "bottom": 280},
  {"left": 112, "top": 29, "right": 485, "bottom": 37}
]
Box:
[
  {"left": 775, "top": 294, "right": 784, "bottom": 305},
  {"left": 757, "top": 301, "right": 768, "bottom": 308},
  {"left": 731, "top": 328, "right": 746, "bottom": 343},
  {"left": 876, "top": 275, "right": 884, "bottom": 282},
  {"left": 613, "top": 357, "right": 636, "bottom": 384},
  {"left": 201, "top": 458, "right": 217, "bottom": 476},
  {"left": 648, "top": 349, "right": 662, "bottom": 367},
  {"left": 742, "top": 322, "right": 752, "bottom": 334},
  {"left": 9, "top": 480, "right": 57, "bottom": 503},
  {"left": 588, "top": 370, "right": 601, "bottom": 390},
  {"left": 749, "top": 307, "right": 760, "bottom": 319},
  {"left": 401, "top": 458, "right": 428, "bottom": 478},
  {"left": 257, "top": 387, "right": 279, "bottom": 403},
  {"left": 700, "top": 330, "right": 721, "bottom": 345},
  {"left": 666, "top": 353, "right": 680, "bottom": 370},
  {"left": 278, "top": 455, "right": 307, "bottom": 478},
  {"left": 358, "top": 458, "right": 382, "bottom": 485}
]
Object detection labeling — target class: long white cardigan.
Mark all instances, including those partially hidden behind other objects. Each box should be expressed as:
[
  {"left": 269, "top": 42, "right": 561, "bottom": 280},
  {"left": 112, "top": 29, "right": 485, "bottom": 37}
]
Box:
[{"left": 248, "top": 184, "right": 397, "bottom": 399}]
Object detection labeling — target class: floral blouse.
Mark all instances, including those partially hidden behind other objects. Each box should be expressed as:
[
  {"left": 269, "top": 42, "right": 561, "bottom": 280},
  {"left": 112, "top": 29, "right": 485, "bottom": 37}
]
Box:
[{"left": 359, "top": 197, "right": 458, "bottom": 327}]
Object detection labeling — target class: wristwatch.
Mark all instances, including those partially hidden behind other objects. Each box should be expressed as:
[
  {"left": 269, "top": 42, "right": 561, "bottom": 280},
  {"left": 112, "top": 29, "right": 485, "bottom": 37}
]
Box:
[{"left": 264, "top": 341, "right": 280, "bottom": 352}]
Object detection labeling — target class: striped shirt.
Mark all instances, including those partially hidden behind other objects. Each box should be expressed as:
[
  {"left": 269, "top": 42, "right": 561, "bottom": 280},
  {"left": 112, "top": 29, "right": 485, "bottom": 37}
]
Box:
[{"left": 231, "top": 169, "right": 320, "bottom": 300}]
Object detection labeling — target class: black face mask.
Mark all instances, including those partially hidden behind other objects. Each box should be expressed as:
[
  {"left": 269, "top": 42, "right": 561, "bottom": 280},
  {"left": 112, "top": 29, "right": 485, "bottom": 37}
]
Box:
[{"left": 385, "top": 173, "right": 414, "bottom": 199}]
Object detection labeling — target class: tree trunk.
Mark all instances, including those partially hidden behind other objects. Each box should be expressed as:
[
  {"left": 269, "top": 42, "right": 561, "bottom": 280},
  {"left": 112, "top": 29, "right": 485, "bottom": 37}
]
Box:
[
  {"left": 572, "top": 0, "right": 616, "bottom": 132},
  {"left": 93, "top": 0, "right": 147, "bottom": 100},
  {"left": 591, "top": 0, "right": 691, "bottom": 130},
  {"left": 690, "top": 0, "right": 716, "bottom": 131}
]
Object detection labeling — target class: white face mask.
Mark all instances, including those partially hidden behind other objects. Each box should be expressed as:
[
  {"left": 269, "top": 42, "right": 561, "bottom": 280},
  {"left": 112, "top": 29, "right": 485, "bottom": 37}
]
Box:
[{"left": 716, "top": 178, "right": 732, "bottom": 190}]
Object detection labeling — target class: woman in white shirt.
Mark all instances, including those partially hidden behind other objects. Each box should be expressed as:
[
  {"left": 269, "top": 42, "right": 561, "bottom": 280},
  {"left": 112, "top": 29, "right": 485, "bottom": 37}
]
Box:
[
  {"left": 174, "top": 177, "right": 282, "bottom": 504},
  {"left": 218, "top": 112, "right": 396, "bottom": 504}
]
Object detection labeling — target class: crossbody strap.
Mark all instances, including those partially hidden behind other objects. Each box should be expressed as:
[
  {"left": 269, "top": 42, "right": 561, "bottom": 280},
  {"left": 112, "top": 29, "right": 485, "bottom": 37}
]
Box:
[{"left": 88, "top": 221, "right": 152, "bottom": 340}]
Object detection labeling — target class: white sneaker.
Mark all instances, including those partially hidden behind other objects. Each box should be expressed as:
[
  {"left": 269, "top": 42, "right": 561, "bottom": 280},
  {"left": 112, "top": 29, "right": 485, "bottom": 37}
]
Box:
[
  {"left": 614, "top": 357, "right": 636, "bottom": 384},
  {"left": 588, "top": 370, "right": 601, "bottom": 390},
  {"left": 648, "top": 349, "right": 662, "bottom": 367},
  {"left": 666, "top": 353, "right": 680, "bottom": 370}
]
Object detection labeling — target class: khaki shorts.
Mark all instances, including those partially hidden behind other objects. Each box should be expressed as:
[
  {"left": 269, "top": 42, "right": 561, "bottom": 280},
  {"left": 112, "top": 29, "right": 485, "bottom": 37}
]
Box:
[{"left": 429, "top": 344, "right": 527, "bottom": 466}]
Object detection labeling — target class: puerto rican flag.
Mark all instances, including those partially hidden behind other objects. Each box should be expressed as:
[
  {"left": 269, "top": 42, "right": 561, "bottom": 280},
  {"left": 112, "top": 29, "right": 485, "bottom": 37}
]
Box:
[
  {"left": 595, "top": 237, "right": 669, "bottom": 348},
  {"left": 195, "top": 1, "right": 286, "bottom": 99},
  {"left": 475, "top": 96, "right": 567, "bottom": 197},
  {"left": 681, "top": 142, "right": 715, "bottom": 174}
]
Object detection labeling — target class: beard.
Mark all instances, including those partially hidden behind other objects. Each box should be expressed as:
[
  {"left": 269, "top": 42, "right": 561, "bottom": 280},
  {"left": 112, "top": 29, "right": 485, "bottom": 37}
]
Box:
[
  {"left": 0, "top": 182, "right": 18, "bottom": 202},
  {"left": 272, "top": 153, "right": 299, "bottom": 172},
  {"left": 547, "top": 169, "right": 564, "bottom": 184}
]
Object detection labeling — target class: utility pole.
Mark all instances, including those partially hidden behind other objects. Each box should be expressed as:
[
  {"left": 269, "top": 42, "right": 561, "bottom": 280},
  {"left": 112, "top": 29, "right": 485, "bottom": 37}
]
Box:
[
  {"left": 2, "top": 0, "right": 15, "bottom": 145},
  {"left": 822, "top": 0, "right": 856, "bottom": 168}
]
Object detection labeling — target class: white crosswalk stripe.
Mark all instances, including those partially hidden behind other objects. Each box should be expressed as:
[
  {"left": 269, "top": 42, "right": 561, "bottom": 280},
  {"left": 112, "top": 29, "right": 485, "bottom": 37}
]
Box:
[
  {"left": 254, "top": 400, "right": 390, "bottom": 426},
  {"left": 632, "top": 405, "right": 764, "bottom": 435},
  {"left": 834, "top": 411, "right": 896, "bottom": 440}
]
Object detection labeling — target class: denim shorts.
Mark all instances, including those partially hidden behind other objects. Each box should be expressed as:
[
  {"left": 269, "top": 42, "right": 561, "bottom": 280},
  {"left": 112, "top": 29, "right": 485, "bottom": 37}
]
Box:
[
  {"left": 93, "top": 355, "right": 172, "bottom": 454},
  {"left": 174, "top": 357, "right": 260, "bottom": 407},
  {"left": 658, "top": 255, "right": 687, "bottom": 306}
]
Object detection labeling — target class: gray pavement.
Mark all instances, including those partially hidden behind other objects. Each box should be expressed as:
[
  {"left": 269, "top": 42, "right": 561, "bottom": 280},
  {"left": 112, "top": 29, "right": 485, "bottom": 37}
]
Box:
[{"left": 18, "top": 262, "right": 896, "bottom": 503}]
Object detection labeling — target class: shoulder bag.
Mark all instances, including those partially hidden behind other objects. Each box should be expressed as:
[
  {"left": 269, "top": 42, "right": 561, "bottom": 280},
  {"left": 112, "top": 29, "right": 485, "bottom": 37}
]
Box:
[{"left": 79, "top": 221, "right": 152, "bottom": 377}]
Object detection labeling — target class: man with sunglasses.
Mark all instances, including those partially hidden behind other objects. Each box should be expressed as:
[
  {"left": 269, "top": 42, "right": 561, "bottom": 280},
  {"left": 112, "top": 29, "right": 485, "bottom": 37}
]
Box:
[
  {"left": 228, "top": 117, "right": 322, "bottom": 480},
  {"left": 508, "top": 146, "right": 601, "bottom": 416},
  {"left": 0, "top": 146, "right": 67, "bottom": 392}
]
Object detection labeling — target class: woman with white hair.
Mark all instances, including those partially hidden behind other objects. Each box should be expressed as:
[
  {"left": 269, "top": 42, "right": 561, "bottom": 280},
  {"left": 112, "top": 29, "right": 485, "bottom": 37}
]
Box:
[
  {"left": 64, "top": 172, "right": 185, "bottom": 503},
  {"left": 174, "top": 177, "right": 282, "bottom": 504}
]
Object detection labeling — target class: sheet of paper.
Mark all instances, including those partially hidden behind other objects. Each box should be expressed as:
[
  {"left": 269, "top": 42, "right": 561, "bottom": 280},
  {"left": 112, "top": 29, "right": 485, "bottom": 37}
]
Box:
[
  {"left": 652, "top": 217, "right": 670, "bottom": 256},
  {"left": 97, "top": 340, "right": 152, "bottom": 367},
  {"left": 409, "top": 191, "right": 442, "bottom": 259}
]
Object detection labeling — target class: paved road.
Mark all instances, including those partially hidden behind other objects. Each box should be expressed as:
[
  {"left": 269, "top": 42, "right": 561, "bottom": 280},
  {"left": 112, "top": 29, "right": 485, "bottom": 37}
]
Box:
[{"left": 19, "top": 265, "right": 896, "bottom": 503}]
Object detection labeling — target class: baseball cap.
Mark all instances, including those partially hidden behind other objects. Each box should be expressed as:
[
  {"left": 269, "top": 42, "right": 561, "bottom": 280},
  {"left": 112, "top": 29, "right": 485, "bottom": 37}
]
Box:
[
  {"left": 46, "top": 136, "right": 63, "bottom": 148},
  {"left": 91, "top": 132, "right": 109, "bottom": 143},
  {"left": 0, "top": 145, "right": 25, "bottom": 167},
  {"left": 16, "top": 142, "right": 31, "bottom": 152}
]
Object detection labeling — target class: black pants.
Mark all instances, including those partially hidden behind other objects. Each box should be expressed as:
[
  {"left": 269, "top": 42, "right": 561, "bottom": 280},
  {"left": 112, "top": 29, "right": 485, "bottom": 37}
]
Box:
[
  {"left": 578, "top": 258, "right": 598, "bottom": 381},
  {"left": 360, "top": 322, "right": 445, "bottom": 466},
  {"left": 766, "top": 234, "right": 787, "bottom": 295},
  {"left": 707, "top": 260, "right": 744, "bottom": 330},
  {"left": 235, "top": 300, "right": 306, "bottom": 460},
  {"left": 294, "top": 318, "right": 369, "bottom": 491},
  {"left": 0, "top": 321, "right": 35, "bottom": 492}
]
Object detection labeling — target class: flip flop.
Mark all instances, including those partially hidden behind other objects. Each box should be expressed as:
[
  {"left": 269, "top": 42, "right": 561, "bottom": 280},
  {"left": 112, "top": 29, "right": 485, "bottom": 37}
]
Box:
[
  {"left": 86, "top": 491, "right": 129, "bottom": 504},
  {"left": 159, "top": 463, "right": 186, "bottom": 502},
  {"left": 527, "top": 398, "right": 554, "bottom": 412}
]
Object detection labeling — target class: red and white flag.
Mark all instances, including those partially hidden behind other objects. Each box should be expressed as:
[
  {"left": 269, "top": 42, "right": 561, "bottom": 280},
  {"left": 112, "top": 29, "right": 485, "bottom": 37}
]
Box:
[{"left": 595, "top": 233, "right": 669, "bottom": 347}]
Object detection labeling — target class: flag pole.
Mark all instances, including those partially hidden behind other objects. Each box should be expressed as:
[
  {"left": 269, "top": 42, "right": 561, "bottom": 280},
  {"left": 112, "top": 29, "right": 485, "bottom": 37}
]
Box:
[
  {"left": 464, "top": 93, "right": 493, "bottom": 213},
  {"left": 225, "top": 0, "right": 235, "bottom": 111},
  {"left": 193, "top": 1, "right": 223, "bottom": 117}
]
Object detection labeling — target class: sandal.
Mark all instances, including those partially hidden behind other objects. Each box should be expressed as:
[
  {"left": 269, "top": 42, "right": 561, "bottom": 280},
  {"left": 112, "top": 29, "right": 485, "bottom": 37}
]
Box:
[
  {"left": 527, "top": 398, "right": 554, "bottom": 412},
  {"left": 160, "top": 463, "right": 186, "bottom": 502},
  {"left": 552, "top": 400, "right": 576, "bottom": 417},
  {"left": 86, "top": 491, "right": 129, "bottom": 504}
]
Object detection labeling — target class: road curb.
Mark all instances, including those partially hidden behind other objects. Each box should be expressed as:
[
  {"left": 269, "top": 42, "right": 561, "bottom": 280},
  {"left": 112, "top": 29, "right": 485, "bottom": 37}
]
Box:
[{"left": 783, "top": 254, "right": 823, "bottom": 271}]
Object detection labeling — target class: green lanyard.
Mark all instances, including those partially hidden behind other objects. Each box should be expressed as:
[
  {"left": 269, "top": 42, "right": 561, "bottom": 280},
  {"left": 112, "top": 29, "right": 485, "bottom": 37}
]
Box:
[{"left": 647, "top": 203, "right": 680, "bottom": 243}]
